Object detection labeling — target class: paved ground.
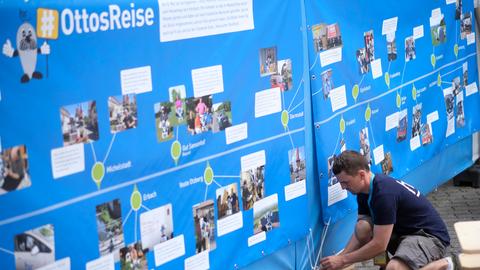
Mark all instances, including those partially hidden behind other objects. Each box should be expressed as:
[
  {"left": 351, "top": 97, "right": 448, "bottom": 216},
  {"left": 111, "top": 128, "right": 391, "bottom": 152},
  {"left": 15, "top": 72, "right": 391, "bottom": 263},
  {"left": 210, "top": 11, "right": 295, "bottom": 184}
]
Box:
[{"left": 352, "top": 178, "right": 480, "bottom": 270}]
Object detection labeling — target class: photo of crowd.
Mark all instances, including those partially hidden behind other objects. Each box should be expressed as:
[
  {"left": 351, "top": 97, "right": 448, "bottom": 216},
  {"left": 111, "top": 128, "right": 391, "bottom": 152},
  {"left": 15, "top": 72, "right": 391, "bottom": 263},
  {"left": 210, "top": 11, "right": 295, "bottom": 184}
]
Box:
[
  {"left": 259, "top": 47, "right": 278, "bottom": 77},
  {"left": 169, "top": 85, "right": 187, "bottom": 125},
  {"left": 216, "top": 183, "right": 240, "bottom": 220},
  {"left": 241, "top": 165, "right": 265, "bottom": 210},
  {"left": 397, "top": 109, "right": 408, "bottom": 142},
  {"left": 186, "top": 96, "right": 213, "bottom": 135},
  {"left": 154, "top": 102, "right": 175, "bottom": 142},
  {"left": 289, "top": 146, "right": 306, "bottom": 183},
  {"left": 321, "top": 69, "right": 334, "bottom": 99},
  {"left": 460, "top": 12, "right": 472, "bottom": 39},
  {"left": 193, "top": 200, "right": 216, "bottom": 253},
  {"left": 359, "top": 127, "right": 372, "bottom": 165},
  {"left": 405, "top": 36, "right": 416, "bottom": 61},
  {"left": 453, "top": 77, "right": 461, "bottom": 95},
  {"left": 277, "top": 59, "right": 293, "bottom": 91},
  {"left": 60, "top": 100, "right": 99, "bottom": 146},
  {"left": 412, "top": 103, "right": 422, "bottom": 138},
  {"left": 421, "top": 123, "right": 434, "bottom": 146},
  {"left": 364, "top": 30, "right": 375, "bottom": 63},
  {"left": 312, "top": 23, "right": 343, "bottom": 52},
  {"left": 0, "top": 144, "right": 31, "bottom": 195},
  {"left": 14, "top": 224, "right": 55, "bottom": 270},
  {"left": 108, "top": 94, "right": 137, "bottom": 133},
  {"left": 119, "top": 241, "right": 148, "bottom": 270},
  {"left": 96, "top": 199, "right": 125, "bottom": 261},
  {"left": 211, "top": 102, "right": 232, "bottom": 133},
  {"left": 356, "top": 48, "right": 369, "bottom": 74},
  {"left": 387, "top": 32, "right": 397, "bottom": 61},
  {"left": 253, "top": 195, "right": 280, "bottom": 235}
]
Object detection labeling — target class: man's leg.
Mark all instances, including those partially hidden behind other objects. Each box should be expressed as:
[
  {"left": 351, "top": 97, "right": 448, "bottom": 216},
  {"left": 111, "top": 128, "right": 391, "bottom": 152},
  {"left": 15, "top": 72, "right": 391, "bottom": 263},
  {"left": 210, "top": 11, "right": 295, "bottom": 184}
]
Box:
[
  {"left": 386, "top": 259, "right": 410, "bottom": 270},
  {"left": 419, "top": 258, "right": 449, "bottom": 270},
  {"left": 343, "top": 218, "right": 373, "bottom": 254}
]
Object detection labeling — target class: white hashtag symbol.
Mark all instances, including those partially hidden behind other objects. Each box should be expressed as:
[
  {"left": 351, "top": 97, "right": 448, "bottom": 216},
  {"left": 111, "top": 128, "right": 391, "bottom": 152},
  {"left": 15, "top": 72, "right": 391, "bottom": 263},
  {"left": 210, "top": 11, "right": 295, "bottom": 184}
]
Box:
[{"left": 40, "top": 10, "right": 55, "bottom": 37}]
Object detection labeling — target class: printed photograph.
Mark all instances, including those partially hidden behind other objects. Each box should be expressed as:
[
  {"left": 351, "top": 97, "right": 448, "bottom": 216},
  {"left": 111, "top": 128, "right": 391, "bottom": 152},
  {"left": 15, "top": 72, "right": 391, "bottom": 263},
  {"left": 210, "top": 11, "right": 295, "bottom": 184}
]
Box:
[
  {"left": 278, "top": 59, "right": 293, "bottom": 91},
  {"left": 1, "top": 144, "right": 31, "bottom": 195},
  {"left": 412, "top": 103, "right": 422, "bottom": 138},
  {"left": 387, "top": 32, "right": 397, "bottom": 61},
  {"left": 216, "top": 183, "right": 240, "bottom": 220},
  {"left": 96, "top": 199, "right": 125, "bottom": 261},
  {"left": 139, "top": 204, "right": 174, "bottom": 250},
  {"left": 430, "top": 16, "right": 447, "bottom": 46},
  {"left": 359, "top": 127, "right": 372, "bottom": 165},
  {"left": 463, "top": 62, "right": 468, "bottom": 87},
  {"left": 119, "top": 242, "right": 148, "bottom": 270},
  {"left": 456, "top": 92, "right": 465, "bottom": 127},
  {"left": 327, "top": 155, "right": 338, "bottom": 186},
  {"left": 453, "top": 77, "right": 461, "bottom": 96},
  {"left": 444, "top": 88, "right": 455, "bottom": 121},
  {"left": 14, "top": 224, "right": 55, "bottom": 270},
  {"left": 211, "top": 102, "right": 232, "bottom": 133},
  {"left": 186, "top": 96, "right": 213, "bottom": 135},
  {"left": 397, "top": 109, "right": 408, "bottom": 142},
  {"left": 356, "top": 48, "right": 369, "bottom": 74},
  {"left": 289, "top": 146, "right": 306, "bottom": 183},
  {"left": 253, "top": 194, "right": 280, "bottom": 235},
  {"left": 456, "top": 0, "right": 462, "bottom": 20},
  {"left": 364, "top": 30, "right": 375, "bottom": 63},
  {"left": 460, "top": 12, "right": 472, "bottom": 39},
  {"left": 321, "top": 69, "right": 334, "bottom": 99},
  {"left": 381, "top": 152, "right": 394, "bottom": 175},
  {"left": 405, "top": 36, "right": 416, "bottom": 61},
  {"left": 193, "top": 200, "right": 216, "bottom": 253},
  {"left": 311, "top": 23, "right": 343, "bottom": 52},
  {"left": 169, "top": 85, "right": 187, "bottom": 125},
  {"left": 241, "top": 165, "right": 265, "bottom": 210},
  {"left": 421, "top": 123, "right": 433, "bottom": 146},
  {"left": 259, "top": 47, "right": 278, "bottom": 77},
  {"left": 60, "top": 100, "right": 99, "bottom": 146},
  {"left": 108, "top": 94, "right": 138, "bottom": 133},
  {"left": 154, "top": 102, "right": 174, "bottom": 142}
]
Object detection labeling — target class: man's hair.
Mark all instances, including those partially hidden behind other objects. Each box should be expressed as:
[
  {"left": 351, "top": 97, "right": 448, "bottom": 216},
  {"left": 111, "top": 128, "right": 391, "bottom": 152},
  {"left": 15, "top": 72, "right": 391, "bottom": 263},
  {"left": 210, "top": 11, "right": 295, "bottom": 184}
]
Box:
[{"left": 332, "top": 150, "right": 370, "bottom": 176}]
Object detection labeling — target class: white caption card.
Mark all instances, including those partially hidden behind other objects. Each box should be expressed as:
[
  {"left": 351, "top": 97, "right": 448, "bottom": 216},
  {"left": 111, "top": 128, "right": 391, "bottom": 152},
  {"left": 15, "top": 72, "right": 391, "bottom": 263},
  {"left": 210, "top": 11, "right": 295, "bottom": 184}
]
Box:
[
  {"left": 191, "top": 65, "right": 224, "bottom": 97},
  {"left": 284, "top": 180, "right": 307, "bottom": 201},
  {"left": 329, "top": 85, "right": 347, "bottom": 112},
  {"left": 371, "top": 59, "right": 383, "bottom": 79},
  {"left": 255, "top": 87, "right": 282, "bottom": 118},
  {"left": 385, "top": 112, "right": 399, "bottom": 131},
  {"left": 373, "top": 145, "right": 385, "bottom": 165},
  {"left": 86, "top": 254, "right": 114, "bottom": 270},
  {"left": 328, "top": 183, "right": 348, "bottom": 206},
  {"left": 217, "top": 212, "right": 243, "bottom": 237},
  {"left": 410, "top": 136, "right": 421, "bottom": 151},
  {"left": 51, "top": 144, "right": 85, "bottom": 179},
  {"left": 446, "top": 119, "right": 455, "bottom": 137},
  {"left": 427, "top": 111, "right": 439, "bottom": 124},
  {"left": 382, "top": 17, "right": 398, "bottom": 35},
  {"left": 154, "top": 235, "right": 186, "bottom": 267},
  {"left": 225, "top": 123, "right": 248, "bottom": 145},
  {"left": 248, "top": 231, "right": 266, "bottom": 247},
  {"left": 320, "top": 47, "right": 342, "bottom": 67},
  {"left": 466, "top": 82, "right": 478, "bottom": 96},
  {"left": 413, "top": 25, "right": 424, "bottom": 39},
  {"left": 467, "top": 33, "right": 476, "bottom": 45},
  {"left": 185, "top": 251, "right": 210, "bottom": 270},
  {"left": 241, "top": 150, "right": 266, "bottom": 172},
  {"left": 37, "top": 258, "right": 71, "bottom": 270},
  {"left": 120, "top": 66, "right": 152, "bottom": 95},
  {"left": 140, "top": 204, "right": 173, "bottom": 250}
]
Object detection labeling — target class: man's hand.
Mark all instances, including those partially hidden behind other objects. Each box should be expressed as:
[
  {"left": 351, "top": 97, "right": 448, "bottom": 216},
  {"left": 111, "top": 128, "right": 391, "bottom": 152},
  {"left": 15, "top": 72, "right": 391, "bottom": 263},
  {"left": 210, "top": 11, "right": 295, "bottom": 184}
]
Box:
[
  {"left": 40, "top": 41, "right": 50, "bottom": 55},
  {"left": 320, "top": 255, "right": 346, "bottom": 270},
  {"left": 3, "top": 39, "right": 14, "bottom": 57}
]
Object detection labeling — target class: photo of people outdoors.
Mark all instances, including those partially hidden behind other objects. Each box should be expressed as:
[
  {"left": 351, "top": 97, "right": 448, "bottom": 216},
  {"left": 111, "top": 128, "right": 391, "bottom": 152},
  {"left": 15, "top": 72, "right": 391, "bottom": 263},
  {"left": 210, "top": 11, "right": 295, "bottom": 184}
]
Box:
[
  {"left": 412, "top": 103, "right": 422, "bottom": 138},
  {"left": 96, "top": 199, "right": 125, "bottom": 261},
  {"left": 193, "top": 200, "right": 216, "bottom": 253},
  {"left": 154, "top": 102, "right": 174, "bottom": 142},
  {"left": 421, "top": 123, "right": 434, "bottom": 146},
  {"left": 289, "top": 146, "right": 306, "bottom": 183},
  {"left": 463, "top": 63, "right": 468, "bottom": 87},
  {"left": 456, "top": 0, "right": 462, "bottom": 20},
  {"left": 444, "top": 89, "right": 455, "bottom": 121},
  {"left": 460, "top": 12, "right": 472, "bottom": 39},
  {"left": 108, "top": 94, "right": 138, "bottom": 133},
  {"left": 216, "top": 183, "right": 240, "bottom": 220},
  {"left": 253, "top": 195, "right": 280, "bottom": 235},
  {"left": 211, "top": 102, "right": 232, "bottom": 133},
  {"left": 60, "top": 100, "right": 99, "bottom": 146},
  {"left": 14, "top": 224, "right": 55, "bottom": 270},
  {"left": 364, "top": 30, "right": 375, "bottom": 63},
  {"left": 359, "top": 127, "right": 372, "bottom": 165},
  {"left": 169, "top": 85, "right": 187, "bottom": 125},
  {"left": 241, "top": 165, "right": 265, "bottom": 210},
  {"left": 453, "top": 77, "right": 461, "bottom": 95},
  {"left": 381, "top": 152, "right": 394, "bottom": 175},
  {"left": 186, "top": 96, "right": 213, "bottom": 135},
  {"left": 356, "top": 48, "right": 369, "bottom": 74},
  {"left": 311, "top": 23, "right": 342, "bottom": 52},
  {"left": 397, "top": 109, "right": 408, "bottom": 142},
  {"left": 430, "top": 16, "right": 447, "bottom": 46},
  {"left": 456, "top": 93, "right": 465, "bottom": 127},
  {"left": 327, "top": 155, "right": 339, "bottom": 186},
  {"left": 259, "top": 47, "right": 278, "bottom": 76},
  {"left": 405, "top": 36, "right": 416, "bottom": 61},
  {"left": 0, "top": 144, "right": 31, "bottom": 195},
  {"left": 386, "top": 32, "right": 397, "bottom": 61},
  {"left": 278, "top": 59, "right": 293, "bottom": 91},
  {"left": 119, "top": 241, "right": 148, "bottom": 270},
  {"left": 321, "top": 69, "right": 334, "bottom": 99}
]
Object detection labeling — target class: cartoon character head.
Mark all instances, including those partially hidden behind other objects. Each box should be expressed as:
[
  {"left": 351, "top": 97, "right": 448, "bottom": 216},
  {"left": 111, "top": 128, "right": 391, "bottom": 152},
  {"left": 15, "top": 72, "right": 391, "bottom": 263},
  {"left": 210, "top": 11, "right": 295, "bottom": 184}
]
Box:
[{"left": 16, "top": 22, "right": 37, "bottom": 51}]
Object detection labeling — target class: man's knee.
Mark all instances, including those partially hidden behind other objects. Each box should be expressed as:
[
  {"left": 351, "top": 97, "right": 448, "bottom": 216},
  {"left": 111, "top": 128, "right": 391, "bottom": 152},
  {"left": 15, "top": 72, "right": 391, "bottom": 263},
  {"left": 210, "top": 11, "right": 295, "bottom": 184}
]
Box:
[
  {"left": 354, "top": 219, "right": 373, "bottom": 244},
  {"left": 386, "top": 259, "right": 411, "bottom": 270}
]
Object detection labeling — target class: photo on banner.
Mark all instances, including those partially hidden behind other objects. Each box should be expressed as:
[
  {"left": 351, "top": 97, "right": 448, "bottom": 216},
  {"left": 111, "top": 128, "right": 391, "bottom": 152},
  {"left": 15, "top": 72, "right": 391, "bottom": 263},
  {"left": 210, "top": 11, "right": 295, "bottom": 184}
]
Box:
[
  {"left": 0, "top": 144, "right": 31, "bottom": 195},
  {"left": 60, "top": 100, "right": 99, "bottom": 146},
  {"left": 288, "top": 146, "right": 306, "bottom": 183},
  {"left": 193, "top": 200, "right": 216, "bottom": 254},
  {"left": 108, "top": 94, "right": 138, "bottom": 133},
  {"left": 95, "top": 199, "right": 125, "bottom": 261},
  {"left": 14, "top": 224, "right": 55, "bottom": 270}
]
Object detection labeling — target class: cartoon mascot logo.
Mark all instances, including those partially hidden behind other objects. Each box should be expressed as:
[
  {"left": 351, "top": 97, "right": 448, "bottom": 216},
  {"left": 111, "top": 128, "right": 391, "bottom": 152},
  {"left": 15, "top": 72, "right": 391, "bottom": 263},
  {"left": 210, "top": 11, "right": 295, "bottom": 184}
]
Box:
[{"left": 2, "top": 9, "right": 56, "bottom": 83}]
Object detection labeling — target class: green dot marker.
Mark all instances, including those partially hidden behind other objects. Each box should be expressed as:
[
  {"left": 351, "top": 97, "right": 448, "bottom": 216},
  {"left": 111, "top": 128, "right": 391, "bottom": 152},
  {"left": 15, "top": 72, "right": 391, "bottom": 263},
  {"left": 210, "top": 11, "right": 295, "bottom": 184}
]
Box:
[
  {"left": 204, "top": 164, "right": 214, "bottom": 186},
  {"left": 431, "top": 54, "right": 436, "bottom": 68},
  {"left": 412, "top": 84, "right": 417, "bottom": 101},
  {"left": 384, "top": 72, "right": 390, "bottom": 88},
  {"left": 365, "top": 104, "right": 372, "bottom": 122},
  {"left": 339, "top": 117, "right": 346, "bottom": 134},
  {"left": 437, "top": 73, "right": 442, "bottom": 87},
  {"left": 91, "top": 162, "right": 105, "bottom": 189},
  {"left": 281, "top": 110, "right": 289, "bottom": 129},
  {"left": 396, "top": 93, "right": 401, "bottom": 109},
  {"left": 352, "top": 84, "right": 359, "bottom": 101},
  {"left": 171, "top": 140, "right": 181, "bottom": 164},
  {"left": 130, "top": 185, "right": 142, "bottom": 211},
  {"left": 454, "top": 44, "right": 459, "bottom": 58}
]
